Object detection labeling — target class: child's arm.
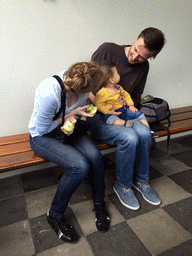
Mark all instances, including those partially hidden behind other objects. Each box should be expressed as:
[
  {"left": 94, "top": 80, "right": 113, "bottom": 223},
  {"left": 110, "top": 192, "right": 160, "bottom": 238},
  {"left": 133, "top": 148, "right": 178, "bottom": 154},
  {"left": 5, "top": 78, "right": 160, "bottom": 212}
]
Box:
[
  {"left": 95, "top": 91, "right": 114, "bottom": 114},
  {"left": 128, "top": 104, "right": 138, "bottom": 113},
  {"left": 88, "top": 92, "right": 96, "bottom": 104},
  {"left": 121, "top": 86, "right": 138, "bottom": 112}
]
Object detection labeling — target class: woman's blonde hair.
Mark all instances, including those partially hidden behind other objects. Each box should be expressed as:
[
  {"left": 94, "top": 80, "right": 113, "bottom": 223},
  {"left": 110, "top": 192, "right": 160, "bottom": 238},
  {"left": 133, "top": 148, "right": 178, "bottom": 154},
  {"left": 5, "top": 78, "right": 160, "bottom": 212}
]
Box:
[{"left": 65, "top": 61, "right": 103, "bottom": 94}]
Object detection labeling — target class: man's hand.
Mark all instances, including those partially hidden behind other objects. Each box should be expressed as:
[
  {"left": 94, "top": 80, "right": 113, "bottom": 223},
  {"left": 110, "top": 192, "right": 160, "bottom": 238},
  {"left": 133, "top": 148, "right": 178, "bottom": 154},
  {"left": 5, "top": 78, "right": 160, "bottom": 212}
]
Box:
[{"left": 107, "top": 108, "right": 122, "bottom": 116}]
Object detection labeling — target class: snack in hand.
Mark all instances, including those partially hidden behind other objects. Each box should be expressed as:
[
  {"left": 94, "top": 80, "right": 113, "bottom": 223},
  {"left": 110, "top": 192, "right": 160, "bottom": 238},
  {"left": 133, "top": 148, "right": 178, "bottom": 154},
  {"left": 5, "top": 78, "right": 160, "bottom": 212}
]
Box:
[
  {"left": 86, "top": 104, "right": 97, "bottom": 115},
  {"left": 62, "top": 121, "right": 74, "bottom": 132}
]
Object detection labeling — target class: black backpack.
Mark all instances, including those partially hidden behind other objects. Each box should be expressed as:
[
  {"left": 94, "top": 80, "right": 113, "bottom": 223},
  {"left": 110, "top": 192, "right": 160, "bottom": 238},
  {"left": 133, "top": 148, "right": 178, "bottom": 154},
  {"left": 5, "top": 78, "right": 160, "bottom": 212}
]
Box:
[{"left": 140, "top": 97, "right": 171, "bottom": 152}]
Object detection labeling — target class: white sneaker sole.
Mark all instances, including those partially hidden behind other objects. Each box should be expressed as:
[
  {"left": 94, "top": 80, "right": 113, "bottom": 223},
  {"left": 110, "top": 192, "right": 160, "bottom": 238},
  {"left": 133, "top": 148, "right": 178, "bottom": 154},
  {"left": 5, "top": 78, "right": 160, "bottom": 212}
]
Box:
[{"left": 113, "top": 186, "right": 140, "bottom": 210}]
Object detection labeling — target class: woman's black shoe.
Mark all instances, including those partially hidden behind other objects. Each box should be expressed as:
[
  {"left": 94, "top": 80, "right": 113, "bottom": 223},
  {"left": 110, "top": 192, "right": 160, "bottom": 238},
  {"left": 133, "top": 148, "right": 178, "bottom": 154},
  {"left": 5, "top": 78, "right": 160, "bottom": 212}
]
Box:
[
  {"left": 47, "top": 211, "right": 79, "bottom": 243},
  {"left": 93, "top": 201, "right": 110, "bottom": 232}
]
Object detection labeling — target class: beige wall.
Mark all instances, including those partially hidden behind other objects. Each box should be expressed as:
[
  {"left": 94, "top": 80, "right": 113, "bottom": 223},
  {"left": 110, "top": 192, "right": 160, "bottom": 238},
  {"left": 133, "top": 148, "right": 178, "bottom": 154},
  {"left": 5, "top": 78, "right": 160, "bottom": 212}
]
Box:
[{"left": 1, "top": 0, "right": 192, "bottom": 136}]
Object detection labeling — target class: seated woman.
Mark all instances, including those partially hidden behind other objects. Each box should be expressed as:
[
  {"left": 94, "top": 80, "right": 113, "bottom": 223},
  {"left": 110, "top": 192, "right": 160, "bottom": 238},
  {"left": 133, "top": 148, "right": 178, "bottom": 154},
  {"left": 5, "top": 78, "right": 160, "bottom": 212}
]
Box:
[{"left": 28, "top": 61, "right": 110, "bottom": 243}]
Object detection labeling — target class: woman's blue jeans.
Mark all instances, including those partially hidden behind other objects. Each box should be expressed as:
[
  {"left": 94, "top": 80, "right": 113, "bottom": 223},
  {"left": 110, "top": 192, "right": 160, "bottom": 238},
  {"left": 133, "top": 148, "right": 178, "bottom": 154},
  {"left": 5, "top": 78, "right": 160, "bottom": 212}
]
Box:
[
  {"left": 30, "top": 133, "right": 105, "bottom": 219},
  {"left": 88, "top": 113, "right": 152, "bottom": 189}
]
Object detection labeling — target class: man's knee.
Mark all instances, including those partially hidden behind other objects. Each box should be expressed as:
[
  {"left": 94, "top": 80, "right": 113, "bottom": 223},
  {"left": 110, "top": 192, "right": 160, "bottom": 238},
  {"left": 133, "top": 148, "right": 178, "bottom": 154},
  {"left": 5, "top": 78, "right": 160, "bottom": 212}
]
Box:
[{"left": 118, "top": 129, "right": 139, "bottom": 147}]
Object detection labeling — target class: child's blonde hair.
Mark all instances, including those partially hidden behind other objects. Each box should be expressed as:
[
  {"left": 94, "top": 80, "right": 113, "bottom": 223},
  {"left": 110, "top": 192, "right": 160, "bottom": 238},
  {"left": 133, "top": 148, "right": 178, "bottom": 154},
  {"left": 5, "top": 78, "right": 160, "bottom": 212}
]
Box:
[{"left": 65, "top": 61, "right": 103, "bottom": 94}]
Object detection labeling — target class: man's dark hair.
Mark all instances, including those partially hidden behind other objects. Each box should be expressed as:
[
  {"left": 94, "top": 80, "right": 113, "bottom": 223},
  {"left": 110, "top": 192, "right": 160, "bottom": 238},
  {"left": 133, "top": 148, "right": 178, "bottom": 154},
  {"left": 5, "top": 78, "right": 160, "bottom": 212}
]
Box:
[
  {"left": 99, "top": 61, "right": 117, "bottom": 86},
  {"left": 138, "top": 27, "right": 166, "bottom": 58}
]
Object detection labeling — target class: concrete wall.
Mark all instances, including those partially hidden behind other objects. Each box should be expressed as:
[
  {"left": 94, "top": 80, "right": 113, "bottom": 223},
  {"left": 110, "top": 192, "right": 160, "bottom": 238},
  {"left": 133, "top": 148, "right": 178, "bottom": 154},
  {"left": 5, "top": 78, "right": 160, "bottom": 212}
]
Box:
[{"left": 1, "top": 0, "right": 192, "bottom": 136}]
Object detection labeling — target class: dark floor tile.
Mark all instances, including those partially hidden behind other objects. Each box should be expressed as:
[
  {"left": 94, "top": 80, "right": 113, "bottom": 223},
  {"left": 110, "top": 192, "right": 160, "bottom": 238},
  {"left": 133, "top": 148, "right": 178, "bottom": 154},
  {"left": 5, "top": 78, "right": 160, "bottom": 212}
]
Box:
[
  {"left": 108, "top": 189, "right": 159, "bottom": 220},
  {"left": 87, "top": 222, "right": 151, "bottom": 256},
  {"left": 157, "top": 239, "right": 192, "bottom": 256},
  {"left": 30, "top": 214, "right": 63, "bottom": 253},
  {"left": 0, "top": 175, "right": 23, "bottom": 200},
  {"left": 149, "top": 165, "right": 163, "bottom": 180},
  {"left": 174, "top": 134, "right": 192, "bottom": 149},
  {"left": 163, "top": 197, "right": 192, "bottom": 234},
  {"left": 149, "top": 148, "right": 167, "bottom": 159},
  {"left": 0, "top": 195, "right": 28, "bottom": 227},
  {"left": 171, "top": 150, "right": 192, "bottom": 167},
  {"left": 168, "top": 169, "right": 192, "bottom": 194},
  {"left": 70, "top": 178, "right": 92, "bottom": 205},
  {"left": 21, "top": 168, "right": 59, "bottom": 193},
  {"left": 103, "top": 153, "right": 116, "bottom": 170},
  {"left": 30, "top": 207, "right": 83, "bottom": 254}
]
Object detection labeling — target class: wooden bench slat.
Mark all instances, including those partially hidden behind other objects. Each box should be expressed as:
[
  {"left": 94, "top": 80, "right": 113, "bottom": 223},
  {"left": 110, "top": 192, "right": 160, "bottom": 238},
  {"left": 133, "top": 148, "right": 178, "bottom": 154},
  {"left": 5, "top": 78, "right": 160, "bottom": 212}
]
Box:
[
  {"left": 0, "top": 141, "right": 31, "bottom": 157},
  {"left": 170, "top": 106, "right": 192, "bottom": 115},
  {"left": 161, "top": 111, "right": 192, "bottom": 124},
  {"left": 154, "top": 120, "right": 192, "bottom": 137},
  {"left": 0, "top": 133, "right": 30, "bottom": 146},
  {"left": 0, "top": 151, "right": 47, "bottom": 173}
]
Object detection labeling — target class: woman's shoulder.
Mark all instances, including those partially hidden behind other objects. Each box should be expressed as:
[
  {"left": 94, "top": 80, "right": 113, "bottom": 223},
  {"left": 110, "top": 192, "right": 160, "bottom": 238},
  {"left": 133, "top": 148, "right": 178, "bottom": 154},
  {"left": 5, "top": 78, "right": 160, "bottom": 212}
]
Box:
[{"left": 37, "top": 71, "right": 66, "bottom": 96}]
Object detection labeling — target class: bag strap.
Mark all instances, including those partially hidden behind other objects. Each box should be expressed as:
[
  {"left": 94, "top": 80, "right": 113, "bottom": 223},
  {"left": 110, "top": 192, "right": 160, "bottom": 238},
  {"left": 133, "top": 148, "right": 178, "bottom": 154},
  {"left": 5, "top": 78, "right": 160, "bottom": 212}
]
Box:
[
  {"left": 166, "top": 117, "right": 171, "bottom": 153},
  {"left": 52, "top": 75, "right": 66, "bottom": 125}
]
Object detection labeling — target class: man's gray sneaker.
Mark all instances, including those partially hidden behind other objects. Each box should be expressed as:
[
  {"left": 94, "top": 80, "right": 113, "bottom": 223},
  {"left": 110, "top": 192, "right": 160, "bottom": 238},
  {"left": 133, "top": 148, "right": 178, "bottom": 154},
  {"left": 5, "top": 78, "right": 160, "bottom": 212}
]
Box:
[
  {"left": 133, "top": 181, "right": 161, "bottom": 205},
  {"left": 113, "top": 184, "right": 140, "bottom": 210}
]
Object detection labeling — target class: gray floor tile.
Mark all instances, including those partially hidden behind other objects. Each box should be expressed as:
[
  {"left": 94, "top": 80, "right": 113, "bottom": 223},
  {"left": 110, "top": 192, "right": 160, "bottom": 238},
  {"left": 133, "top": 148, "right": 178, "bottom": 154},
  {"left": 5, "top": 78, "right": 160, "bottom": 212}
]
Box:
[
  {"left": 149, "top": 176, "right": 191, "bottom": 207},
  {"left": 157, "top": 239, "right": 192, "bottom": 256},
  {"left": 37, "top": 237, "right": 94, "bottom": 256},
  {"left": 30, "top": 208, "right": 83, "bottom": 254},
  {"left": 0, "top": 220, "right": 35, "bottom": 256},
  {"left": 0, "top": 195, "right": 28, "bottom": 227},
  {"left": 172, "top": 150, "right": 192, "bottom": 168},
  {"left": 163, "top": 197, "right": 192, "bottom": 234},
  {"left": 21, "top": 168, "right": 59, "bottom": 193},
  {"left": 25, "top": 186, "right": 57, "bottom": 219},
  {"left": 149, "top": 155, "right": 190, "bottom": 175},
  {"left": 168, "top": 169, "right": 192, "bottom": 194},
  {"left": 0, "top": 175, "right": 23, "bottom": 200},
  {"left": 87, "top": 222, "right": 151, "bottom": 256},
  {"left": 127, "top": 208, "right": 192, "bottom": 256}
]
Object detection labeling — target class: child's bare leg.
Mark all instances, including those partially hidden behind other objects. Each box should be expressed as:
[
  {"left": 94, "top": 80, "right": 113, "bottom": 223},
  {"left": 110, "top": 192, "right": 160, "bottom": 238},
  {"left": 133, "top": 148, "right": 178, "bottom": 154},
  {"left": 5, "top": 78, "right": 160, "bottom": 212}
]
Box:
[
  {"left": 113, "top": 119, "right": 133, "bottom": 128},
  {"left": 113, "top": 119, "right": 126, "bottom": 126},
  {"left": 140, "top": 119, "right": 150, "bottom": 127}
]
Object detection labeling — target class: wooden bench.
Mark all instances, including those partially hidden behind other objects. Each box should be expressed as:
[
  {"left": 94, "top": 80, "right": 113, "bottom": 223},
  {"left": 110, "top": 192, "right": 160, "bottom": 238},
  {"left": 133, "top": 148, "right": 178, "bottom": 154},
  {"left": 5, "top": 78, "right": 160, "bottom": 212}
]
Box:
[{"left": 1, "top": 106, "right": 192, "bottom": 174}]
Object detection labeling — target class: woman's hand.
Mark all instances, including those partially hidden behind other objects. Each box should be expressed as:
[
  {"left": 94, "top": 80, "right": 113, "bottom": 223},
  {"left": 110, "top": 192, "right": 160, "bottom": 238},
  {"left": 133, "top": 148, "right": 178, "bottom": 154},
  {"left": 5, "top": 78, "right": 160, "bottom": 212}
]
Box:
[
  {"left": 67, "top": 105, "right": 96, "bottom": 118},
  {"left": 61, "top": 116, "right": 77, "bottom": 136}
]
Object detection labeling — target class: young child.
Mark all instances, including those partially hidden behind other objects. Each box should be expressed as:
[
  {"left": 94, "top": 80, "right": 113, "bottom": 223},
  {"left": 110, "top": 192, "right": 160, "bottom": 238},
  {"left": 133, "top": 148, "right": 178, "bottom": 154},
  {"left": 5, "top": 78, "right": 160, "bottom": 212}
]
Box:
[{"left": 95, "top": 61, "right": 158, "bottom": 137}]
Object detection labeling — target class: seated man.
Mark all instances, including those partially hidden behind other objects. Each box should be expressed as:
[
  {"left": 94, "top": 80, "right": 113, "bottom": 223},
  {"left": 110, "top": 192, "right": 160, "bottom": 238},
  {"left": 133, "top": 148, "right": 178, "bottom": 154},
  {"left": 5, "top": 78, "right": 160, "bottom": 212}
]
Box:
[{"left": 88, "top": 27, "right": 166, "bottom": 210}]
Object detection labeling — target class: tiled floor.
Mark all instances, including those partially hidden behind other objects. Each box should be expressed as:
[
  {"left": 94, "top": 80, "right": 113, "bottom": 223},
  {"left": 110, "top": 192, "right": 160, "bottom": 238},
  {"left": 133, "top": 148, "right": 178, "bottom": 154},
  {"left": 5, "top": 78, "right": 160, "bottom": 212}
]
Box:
[{"left": 0, "top": 135, "right": 192, "bottom": 256}]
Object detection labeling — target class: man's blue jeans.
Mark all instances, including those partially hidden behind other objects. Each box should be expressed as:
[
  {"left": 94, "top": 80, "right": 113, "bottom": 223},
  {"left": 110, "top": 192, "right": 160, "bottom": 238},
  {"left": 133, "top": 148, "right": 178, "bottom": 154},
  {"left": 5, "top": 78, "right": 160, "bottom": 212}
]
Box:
[
  {"left": 30, "top": 133, "right": 105, "bottom": 219},
  {"left": 88, "top": 113, "right": 152, "bottom": 189}
]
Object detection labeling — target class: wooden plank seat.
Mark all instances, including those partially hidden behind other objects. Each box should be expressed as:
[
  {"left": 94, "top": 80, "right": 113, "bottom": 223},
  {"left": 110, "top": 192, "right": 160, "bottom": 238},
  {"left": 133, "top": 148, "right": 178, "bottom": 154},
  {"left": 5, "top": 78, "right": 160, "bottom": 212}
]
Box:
[{"left": 1, "top": 106, "right": 192, "bottom": 173}]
